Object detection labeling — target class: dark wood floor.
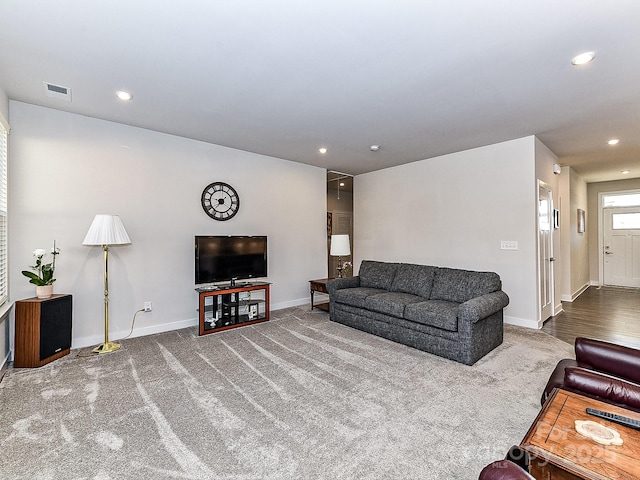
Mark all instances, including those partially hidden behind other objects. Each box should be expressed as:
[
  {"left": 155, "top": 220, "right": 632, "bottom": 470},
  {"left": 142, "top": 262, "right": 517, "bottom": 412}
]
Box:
[{"left": 542, "top": 286, "right": 640, "bottom": 349}]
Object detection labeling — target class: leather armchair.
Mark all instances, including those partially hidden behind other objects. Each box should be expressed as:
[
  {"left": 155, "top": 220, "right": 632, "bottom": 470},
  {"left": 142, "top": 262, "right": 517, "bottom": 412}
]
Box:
[
  {"left": 542, "top": 337, "right": 640, "bottom": 412},
  {"left": 478, "top": 460, "right": 534, "bottom": 480}
]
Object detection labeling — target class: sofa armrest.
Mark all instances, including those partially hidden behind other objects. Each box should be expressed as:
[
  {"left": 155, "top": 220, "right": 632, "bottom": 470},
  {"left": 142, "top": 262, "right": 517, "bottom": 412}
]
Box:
[
  {"left": 326, "top": 276, "right": 360, "bottom": 296},
  {"left": 575, "top": 338, "right": 640, "bottom": 384},
  {"left": 541, "top": 358, "right": 578, "bottom": 406},
  {"left": 458, "top": 291, "right": 509, "bottom": 323},
  {"left": 564, "top": 367, "right": 640, "bottom": 412}
]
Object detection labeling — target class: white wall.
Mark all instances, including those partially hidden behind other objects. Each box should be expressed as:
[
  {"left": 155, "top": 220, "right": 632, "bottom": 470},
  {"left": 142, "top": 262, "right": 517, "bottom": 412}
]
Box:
[
  {"left": 9, "top": 101, "right": 327, "bottom": 349},
  {"left": 355, "top": 136, "right": 539, "bottom": 327},
  {"left": 587, "top": 177, "right": 640, "bottom": 285},
  {"left": 0, "top": 87, "right": 8, "bottom": 119},
  {"left": 558, "top": 166, "right": 571, "bottom": 301},
  {"left": 568, "top": 169, "right": 589, "bottom": 298}
]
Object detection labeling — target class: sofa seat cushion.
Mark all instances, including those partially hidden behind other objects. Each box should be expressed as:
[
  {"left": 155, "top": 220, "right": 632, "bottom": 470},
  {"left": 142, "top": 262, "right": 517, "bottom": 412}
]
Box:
[
  {"left": 333, "top": 287, "right": 387, "bottom": 308},
  {"left": 364, "top": 292, "right": 424, "bottom": 318},
  {"left": 359, "top": 260, "right": 399, "bottom": 290},
  {"left": 430, "top": 267, "right": 501, "bottom": 303},
  {"left": 390, "top": 263, "right": 437, "bottom": 298},
  {"left": 404, "top": 300, "right": 459, "bottom": 332}
]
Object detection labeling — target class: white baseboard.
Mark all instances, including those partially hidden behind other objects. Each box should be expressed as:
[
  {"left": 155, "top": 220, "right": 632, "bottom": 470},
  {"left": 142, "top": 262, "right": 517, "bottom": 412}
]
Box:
[
  {"left": 72, "top": 302, "right": 536, "bottom": 348},
  {"left": 560, "top": 283, "right": 590, "bottom": 303},
  {"left": 0, "top": 351, "right": 10, "bottom": 372},
  {"left": 0, "top": 304, "right": 12, "bottom": 369},
  {"left": 554, "top": 303, "right": 564, "bottom": 316},
  {"left": 272, "top": 297, "right": 309, "bottom": 310},
  {"left": 72, "top": 317, "right": 199, "bottom": 350},
  {"left": 71, "top": 300, "right": 311, "bottom": 350},
  {"left": 504, "top": 315, "right": 541, "bottom": 330}
]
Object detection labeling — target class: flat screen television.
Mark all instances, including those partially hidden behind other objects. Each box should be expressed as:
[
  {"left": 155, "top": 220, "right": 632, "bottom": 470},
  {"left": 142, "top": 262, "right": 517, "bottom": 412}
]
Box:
[{"left": 195, "top": 235, "right": 267, "bottom": 285}]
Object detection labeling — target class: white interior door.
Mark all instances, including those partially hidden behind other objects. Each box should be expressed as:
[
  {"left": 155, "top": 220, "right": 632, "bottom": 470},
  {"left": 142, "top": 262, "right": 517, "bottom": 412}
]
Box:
[
  {"left": 538, "top": 182, "right": 554, "bottom": 321},
  {"left": 603, "top": 207, "right": 640, "bottom": 287}
]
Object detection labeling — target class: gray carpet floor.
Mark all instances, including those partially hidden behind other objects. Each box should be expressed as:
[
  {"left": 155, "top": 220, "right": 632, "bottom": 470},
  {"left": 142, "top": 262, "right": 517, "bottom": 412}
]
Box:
[{"left": 0, "top": 306, "right": 574, "bottom": 479}]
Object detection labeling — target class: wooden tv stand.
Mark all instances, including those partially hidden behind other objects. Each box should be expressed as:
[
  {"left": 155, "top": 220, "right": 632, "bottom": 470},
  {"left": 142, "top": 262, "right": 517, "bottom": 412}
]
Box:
[{"left": 196, "top": 282, "right": 270, "bottom": 336}]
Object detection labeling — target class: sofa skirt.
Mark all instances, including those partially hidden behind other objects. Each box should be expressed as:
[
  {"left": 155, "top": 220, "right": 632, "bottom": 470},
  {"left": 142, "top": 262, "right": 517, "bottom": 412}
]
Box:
[{"left": 330, "top": 304, "right": 503, "bottom": 365}]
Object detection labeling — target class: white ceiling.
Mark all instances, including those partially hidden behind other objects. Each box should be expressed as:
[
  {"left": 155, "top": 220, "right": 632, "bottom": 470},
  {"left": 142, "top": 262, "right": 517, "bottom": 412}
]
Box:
[{"left": 1, "top": 1, "right": 639, "bottom": 183}]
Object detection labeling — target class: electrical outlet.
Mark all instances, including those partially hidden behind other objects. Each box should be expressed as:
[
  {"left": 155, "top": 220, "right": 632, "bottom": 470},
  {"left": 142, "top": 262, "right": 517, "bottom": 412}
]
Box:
[{"left": 144, "top": 301, "right": 152, "bottom": 312}]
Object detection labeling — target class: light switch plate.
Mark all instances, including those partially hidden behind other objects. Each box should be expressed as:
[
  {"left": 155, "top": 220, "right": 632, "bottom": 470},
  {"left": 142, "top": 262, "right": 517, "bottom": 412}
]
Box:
[{"left": 501, "top": 241, "right": 518, "bottom": 250}]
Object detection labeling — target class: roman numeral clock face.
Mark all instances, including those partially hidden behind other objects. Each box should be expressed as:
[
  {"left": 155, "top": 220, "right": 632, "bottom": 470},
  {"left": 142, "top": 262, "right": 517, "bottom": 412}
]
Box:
[{"left": 201, "top": 182, "right": 240, "bottom": 221}]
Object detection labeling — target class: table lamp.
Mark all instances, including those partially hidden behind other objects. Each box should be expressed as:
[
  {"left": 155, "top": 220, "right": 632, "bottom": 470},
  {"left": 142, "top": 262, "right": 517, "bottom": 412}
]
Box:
[{"left": 330, "top": 234, "right": 350, "bottom": 278}]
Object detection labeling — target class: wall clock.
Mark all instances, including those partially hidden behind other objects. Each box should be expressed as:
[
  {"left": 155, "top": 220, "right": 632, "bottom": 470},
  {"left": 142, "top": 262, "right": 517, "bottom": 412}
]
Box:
[{"left": 201, "top": 182, "right": 240, "bottom": 221}]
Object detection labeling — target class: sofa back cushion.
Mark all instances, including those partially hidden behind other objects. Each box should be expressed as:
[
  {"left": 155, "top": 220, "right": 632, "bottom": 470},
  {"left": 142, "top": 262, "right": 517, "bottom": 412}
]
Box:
[
  {"left": 359, "top": 260, "right": 399, "bottom": 290},
  {"left": 390, "top": 263, "right": 437, "bottom": 298},
  {"left": 430, "top": 267, "right": 501, "bottom": 303}
]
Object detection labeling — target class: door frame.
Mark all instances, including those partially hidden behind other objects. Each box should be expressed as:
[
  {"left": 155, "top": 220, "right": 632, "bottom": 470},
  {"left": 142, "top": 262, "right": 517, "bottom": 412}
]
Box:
[
  {"left": 598, "top": 188, "right": 640, "bottom": 286},
  {"left": 537, "top": 180, "right": 555, "bottom": 322}
]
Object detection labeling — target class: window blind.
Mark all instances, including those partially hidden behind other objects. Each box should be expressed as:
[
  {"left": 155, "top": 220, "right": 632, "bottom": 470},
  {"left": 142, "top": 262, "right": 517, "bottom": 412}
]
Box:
[{"left": 0, "top": 117, "right": 7, "bottom": 306}]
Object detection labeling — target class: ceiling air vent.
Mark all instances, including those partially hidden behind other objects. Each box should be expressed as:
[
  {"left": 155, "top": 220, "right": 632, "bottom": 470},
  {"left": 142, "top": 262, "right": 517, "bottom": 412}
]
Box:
[{"left": 43, "top": 82, "right": 72, "bottom": 101}]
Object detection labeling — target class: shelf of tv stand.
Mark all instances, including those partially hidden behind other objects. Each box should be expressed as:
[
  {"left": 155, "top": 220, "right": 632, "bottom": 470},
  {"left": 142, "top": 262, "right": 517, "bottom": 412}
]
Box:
[{"left": 196, "top": 282, "right": 270, "bottom": 336}]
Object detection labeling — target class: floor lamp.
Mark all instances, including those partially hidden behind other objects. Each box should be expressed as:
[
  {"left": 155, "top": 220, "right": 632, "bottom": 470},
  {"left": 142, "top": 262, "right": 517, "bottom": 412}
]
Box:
[
  {"left": 83, "top": 214, "right": 131, "bottom": 354},
  {"left": 330, "top": 234, "right": 351, "bottom": 278}
]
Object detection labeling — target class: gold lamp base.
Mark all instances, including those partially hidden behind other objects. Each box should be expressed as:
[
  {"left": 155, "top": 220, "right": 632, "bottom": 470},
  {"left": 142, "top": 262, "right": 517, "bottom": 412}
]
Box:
[{"left": 93, "top": 341, "right": 121, "bottom": 354}]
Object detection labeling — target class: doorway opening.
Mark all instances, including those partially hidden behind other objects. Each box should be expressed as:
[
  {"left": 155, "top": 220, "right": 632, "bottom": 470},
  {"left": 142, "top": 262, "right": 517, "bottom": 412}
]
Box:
[
  {"left": 599, "top": 190, "right": 640, "bottom": 288},
  {"left": 327, "top": 171, "right": 353, "bottom": 278},
  {"left": 538, "top": 181, "right": 555, "bottom": 323}
]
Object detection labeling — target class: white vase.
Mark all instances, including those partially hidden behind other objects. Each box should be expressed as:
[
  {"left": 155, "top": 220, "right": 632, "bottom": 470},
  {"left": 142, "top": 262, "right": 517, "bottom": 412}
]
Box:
[{"left": 36, "top": 285, "right": 53, "bottom": 299}]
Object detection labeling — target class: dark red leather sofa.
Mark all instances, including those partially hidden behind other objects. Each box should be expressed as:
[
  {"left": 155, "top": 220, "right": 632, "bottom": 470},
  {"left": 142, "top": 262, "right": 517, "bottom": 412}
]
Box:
[
  {"left": 541, "top": 337, "right": 640, "bottom": 413},
  {"left": 478, "top": 460, "right": 534, "bottom": 480}
]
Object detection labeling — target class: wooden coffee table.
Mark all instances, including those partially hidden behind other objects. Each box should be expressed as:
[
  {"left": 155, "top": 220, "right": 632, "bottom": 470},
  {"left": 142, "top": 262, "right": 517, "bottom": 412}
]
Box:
[{"left": 520, "top": 388, "right": 640, "bottom": 479}]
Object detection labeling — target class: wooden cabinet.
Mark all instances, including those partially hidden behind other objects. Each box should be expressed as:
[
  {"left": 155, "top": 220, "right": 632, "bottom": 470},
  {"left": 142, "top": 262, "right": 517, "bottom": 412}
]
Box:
[
  {"left": 196, "top": 283, "right": 270, "bottom": 336},
  {"left": 14, "top": 294, "right": 73, "bottom": 368}
]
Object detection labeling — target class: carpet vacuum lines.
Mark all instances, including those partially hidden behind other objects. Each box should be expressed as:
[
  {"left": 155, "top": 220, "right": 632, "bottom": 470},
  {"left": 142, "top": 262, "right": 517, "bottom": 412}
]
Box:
[
  {"left": 128, "top": 357, "right": 217, "bottom": 479},
  {"left": 0, "top": 306, "right": 575, "bottom": 479}
]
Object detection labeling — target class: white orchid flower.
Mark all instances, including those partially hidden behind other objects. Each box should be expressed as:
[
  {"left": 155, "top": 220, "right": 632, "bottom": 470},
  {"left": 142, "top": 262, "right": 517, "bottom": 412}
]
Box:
[{"left": 33, "top": 248, "right": 46, "bottom": 257}]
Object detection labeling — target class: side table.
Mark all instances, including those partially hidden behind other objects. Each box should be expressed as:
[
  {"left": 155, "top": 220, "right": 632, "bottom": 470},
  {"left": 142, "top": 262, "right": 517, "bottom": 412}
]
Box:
[
  {"left": 309, "top": 278, "right": 334, "bottom": 311},
  {"left": 520, "top": 388, "right": 640, "bottom": 479}
]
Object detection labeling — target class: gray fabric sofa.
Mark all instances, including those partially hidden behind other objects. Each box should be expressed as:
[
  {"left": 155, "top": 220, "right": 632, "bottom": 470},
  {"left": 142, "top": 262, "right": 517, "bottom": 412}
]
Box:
[{"left": 326, "top": 260, "right": 509, "bottom": 365}]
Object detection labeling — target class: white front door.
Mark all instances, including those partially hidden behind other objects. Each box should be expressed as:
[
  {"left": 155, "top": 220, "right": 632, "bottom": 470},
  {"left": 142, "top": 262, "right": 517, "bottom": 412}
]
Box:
[
  {"left": 538, "top": 182, "right": 554, "bottom": 321},
  {"left": 603, "top": 206, "right": 640, "bottom": 287}
]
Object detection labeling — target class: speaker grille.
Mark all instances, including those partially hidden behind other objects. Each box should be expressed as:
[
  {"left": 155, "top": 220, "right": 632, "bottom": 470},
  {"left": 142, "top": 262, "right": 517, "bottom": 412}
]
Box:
[{"left": 39, "top": 295, "right": 72, "bottom": 360}]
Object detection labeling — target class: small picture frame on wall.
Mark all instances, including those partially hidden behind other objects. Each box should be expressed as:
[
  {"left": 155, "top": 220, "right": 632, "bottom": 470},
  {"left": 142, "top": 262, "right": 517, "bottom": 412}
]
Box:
[
  {"left": 577, "top": 208, "right": 585, "bottom": 233},
  {"left": 553, "top": 209, "right": 560, "bottom": 229}
]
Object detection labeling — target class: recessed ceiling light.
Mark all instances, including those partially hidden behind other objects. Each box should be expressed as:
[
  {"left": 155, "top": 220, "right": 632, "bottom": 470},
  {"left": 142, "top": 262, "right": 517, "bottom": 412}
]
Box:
[
  {"left": 370, "top": 145, "right": 380, "bottom": 152},
  {"left": 571, "top": 52, "right": 595, "bottom": 66},
  {"left": 116, "top": 91, "right": 133, "bottom": 101},
  {"left": 622, "top": 170, "right": 630, "bottom": 175},
  {"left": 318, "top": 147, "right": 327, "bottom": 154},
  {"left": 607, "top": 138, "right": 620, "bottom": 145},
  {"left": 339, "top": 182, "right": 345, "bottom": 187}
]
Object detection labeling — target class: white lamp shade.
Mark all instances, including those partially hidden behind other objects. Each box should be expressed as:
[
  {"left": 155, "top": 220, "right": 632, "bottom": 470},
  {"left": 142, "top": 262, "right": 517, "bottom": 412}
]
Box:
[
  {"left": 330, "top": 234, "right": 351, "bottom": 256},
  {"left": 82, "top": 214, "right": 131, "bottom": 246}
]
